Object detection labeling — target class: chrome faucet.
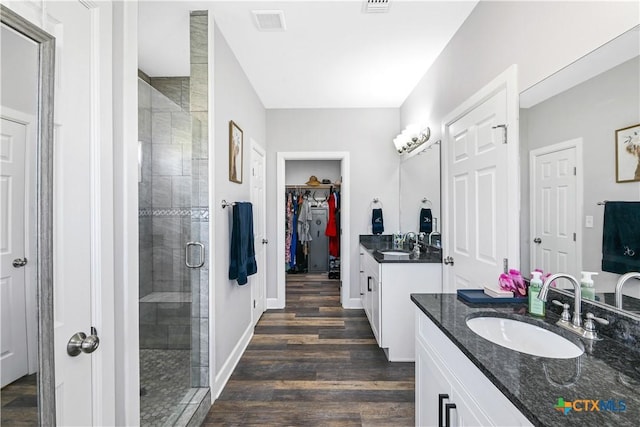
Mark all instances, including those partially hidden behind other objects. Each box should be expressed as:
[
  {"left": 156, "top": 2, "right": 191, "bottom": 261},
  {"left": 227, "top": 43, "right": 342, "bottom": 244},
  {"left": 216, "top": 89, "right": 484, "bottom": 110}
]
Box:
[
  {"left": 614, "top": 272, "right": 640, "bottom": 310},
  {"left": 538, "top": 273, "right": 582, "bottom": 329},
  {"left": 401, "top": 231, "right": 417, "bottom": 245}
]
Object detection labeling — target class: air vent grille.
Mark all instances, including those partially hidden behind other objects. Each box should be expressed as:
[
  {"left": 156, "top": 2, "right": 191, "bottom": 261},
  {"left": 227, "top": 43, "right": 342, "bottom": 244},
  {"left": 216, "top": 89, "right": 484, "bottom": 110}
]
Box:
[
  {"left": 252, "top": 10, "right": 286, "bottom": 31},
  {"left": 364, "top": 0, "right": 390, "bottom": 13}
]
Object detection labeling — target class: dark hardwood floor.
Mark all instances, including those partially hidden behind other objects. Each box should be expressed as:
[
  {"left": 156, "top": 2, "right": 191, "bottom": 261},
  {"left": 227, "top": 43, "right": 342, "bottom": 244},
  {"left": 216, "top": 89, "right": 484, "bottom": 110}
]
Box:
[
  {"left": 204, "top": 276, "right": 415, "bottom": 426},
  {"left": 1, "top": 373, "right": 38, "bottom": 426}
]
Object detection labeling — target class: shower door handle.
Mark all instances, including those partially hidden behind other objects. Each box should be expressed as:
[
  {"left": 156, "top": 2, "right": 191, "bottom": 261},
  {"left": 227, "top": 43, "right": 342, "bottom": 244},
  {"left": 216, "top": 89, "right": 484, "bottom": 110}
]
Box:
[{"left": 185, "top": 241, "right": 205, "bottom": 268}]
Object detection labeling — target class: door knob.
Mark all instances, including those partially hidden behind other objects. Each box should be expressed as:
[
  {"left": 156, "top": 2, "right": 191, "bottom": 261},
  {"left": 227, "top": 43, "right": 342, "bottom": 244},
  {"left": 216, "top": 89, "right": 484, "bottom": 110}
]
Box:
[
  {"left": 13, "top": 257, "right": 27, "bottom": 268},
  {"left": 67, "top": 327, "right": 100, "bottom": 356},
  {"left": 443, "top": 256, "right": 454, "bottom": 265},
  {"left": 262, "top": 239, "right": 268, "bottom": 244},
  {"left": 533, "top": 237, "right": 542, "bottom": 244}
]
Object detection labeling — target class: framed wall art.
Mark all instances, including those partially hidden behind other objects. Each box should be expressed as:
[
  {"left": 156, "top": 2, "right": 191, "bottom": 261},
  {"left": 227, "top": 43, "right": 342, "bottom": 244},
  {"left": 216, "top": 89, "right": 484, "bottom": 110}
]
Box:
[
  {"left": 616, "top": 123, "right": 640, "bottom": 183},
  {"left": 229, "top": 120, "right": 243, "bottom": 184}
]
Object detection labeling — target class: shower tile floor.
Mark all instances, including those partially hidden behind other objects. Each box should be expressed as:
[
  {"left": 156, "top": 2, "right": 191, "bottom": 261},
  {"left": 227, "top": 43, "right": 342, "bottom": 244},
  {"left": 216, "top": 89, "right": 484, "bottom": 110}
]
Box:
[{"left": 140, "top": 349, "right": 191, "bottom": 426}]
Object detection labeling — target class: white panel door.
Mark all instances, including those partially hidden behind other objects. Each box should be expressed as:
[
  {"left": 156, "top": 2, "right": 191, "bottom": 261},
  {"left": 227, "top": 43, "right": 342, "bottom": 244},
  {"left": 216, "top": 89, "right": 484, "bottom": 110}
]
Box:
[
  {"left": 0, "top": 117, "right": 28, "bottom": 387},
  {"left": 446, "top": 89, "right": 508, "bottom": 290},
  {"left": 250, "top": 141, "right": 266, "bottom": 324},
  {"left": 531, "top": 145, "right": 578, "bottom": 277}
]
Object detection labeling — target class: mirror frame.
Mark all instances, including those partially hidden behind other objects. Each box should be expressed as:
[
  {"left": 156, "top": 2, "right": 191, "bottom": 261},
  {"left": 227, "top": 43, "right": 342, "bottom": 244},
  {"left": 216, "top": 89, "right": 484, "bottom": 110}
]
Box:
[{"left": 1, "top": 5, "right": 56, "bottom": 424}]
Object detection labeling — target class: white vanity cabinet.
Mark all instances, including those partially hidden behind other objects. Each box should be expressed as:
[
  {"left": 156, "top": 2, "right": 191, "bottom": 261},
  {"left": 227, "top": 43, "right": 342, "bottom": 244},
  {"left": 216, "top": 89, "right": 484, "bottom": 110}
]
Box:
[
  {"left": 415, "top": 308, "right": 533, "bottom": 427},
  {"left": 359, "top": 245, "right": 442, "bottom": 361}
]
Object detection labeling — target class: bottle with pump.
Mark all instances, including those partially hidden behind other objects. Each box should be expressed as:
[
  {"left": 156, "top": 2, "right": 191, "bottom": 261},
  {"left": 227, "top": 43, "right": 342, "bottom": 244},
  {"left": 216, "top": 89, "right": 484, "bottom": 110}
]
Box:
[
  {"left": 528, "top": 271, "right": 546, "bottom": 317},
  {"left": 581, "top": 271, "right": 598, "bottom": 301}
]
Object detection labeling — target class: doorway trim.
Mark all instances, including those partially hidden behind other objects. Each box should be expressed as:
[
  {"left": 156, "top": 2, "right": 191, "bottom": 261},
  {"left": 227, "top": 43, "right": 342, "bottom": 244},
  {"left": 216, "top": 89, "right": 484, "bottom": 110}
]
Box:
[
  {"left": 274, "top": 152, "right": 351, "bottom": 309},
  {"left": 529, "top": 138, "right": 583, "bottom": 277},
  {"left": 1, "top": 4, "right": 56, "bottom": 425}
]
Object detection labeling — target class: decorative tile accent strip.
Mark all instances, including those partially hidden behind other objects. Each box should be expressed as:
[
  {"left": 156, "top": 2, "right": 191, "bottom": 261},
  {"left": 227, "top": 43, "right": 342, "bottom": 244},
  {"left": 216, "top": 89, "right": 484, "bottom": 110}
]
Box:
[
  {"left": 191, "top": 207, "right": 209, "bottom": 221},
  {"left": 137, "top": 207, "right": 209, "bottom": 221}
]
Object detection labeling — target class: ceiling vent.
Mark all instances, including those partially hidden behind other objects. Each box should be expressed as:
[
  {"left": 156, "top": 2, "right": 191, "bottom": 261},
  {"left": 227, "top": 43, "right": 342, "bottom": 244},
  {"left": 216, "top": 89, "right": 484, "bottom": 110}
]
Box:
[
  {"left": 363, "top": 0, "right": 390, "bottom": 13},
  {"left": 252, "top": 10, "right": 287, "bottom": 31}
]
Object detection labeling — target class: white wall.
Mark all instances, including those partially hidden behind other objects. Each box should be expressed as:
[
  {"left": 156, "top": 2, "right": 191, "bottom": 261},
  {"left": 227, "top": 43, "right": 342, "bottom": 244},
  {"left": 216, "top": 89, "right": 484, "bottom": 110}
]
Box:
[
  {"left": 285, "top": 160, "right": 341, "bottom": 185},
  {"left": 212, "top": 22, "right": 266, "bottom": 374},
  {"left": 1, "top": 26, "right": 38, "bottom": 114},
  {"left": 266, "top": 109, "right": 400, "bottom": 301},
  {"left": 401, "top": 0, "right": 640, "bottom": 272},
  {"left": 522, "top": 57, "right": 640, "bottom": 291}
]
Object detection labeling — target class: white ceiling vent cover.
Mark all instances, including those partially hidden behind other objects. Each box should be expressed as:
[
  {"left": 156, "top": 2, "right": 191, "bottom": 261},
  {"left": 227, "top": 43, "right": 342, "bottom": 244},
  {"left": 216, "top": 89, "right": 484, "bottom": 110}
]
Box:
[
  {"left": 363, "top": 0, "right": 390, "bottom": 13},
  {"left": 252, "top": 10, "right": 287, "bottom": 31}
]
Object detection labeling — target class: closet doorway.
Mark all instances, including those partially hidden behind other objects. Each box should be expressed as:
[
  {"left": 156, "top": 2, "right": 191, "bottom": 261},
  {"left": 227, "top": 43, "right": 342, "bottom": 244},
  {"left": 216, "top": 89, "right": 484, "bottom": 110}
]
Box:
[{"left": 276, "top": 152, "right": 351, "bottom": 309}]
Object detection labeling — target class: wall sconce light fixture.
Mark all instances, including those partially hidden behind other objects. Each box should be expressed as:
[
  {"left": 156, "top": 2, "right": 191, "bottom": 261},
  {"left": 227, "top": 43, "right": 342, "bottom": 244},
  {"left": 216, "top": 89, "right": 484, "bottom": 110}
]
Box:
[{"left": 393, "top": 124, "right": 431, "bottom": 155}]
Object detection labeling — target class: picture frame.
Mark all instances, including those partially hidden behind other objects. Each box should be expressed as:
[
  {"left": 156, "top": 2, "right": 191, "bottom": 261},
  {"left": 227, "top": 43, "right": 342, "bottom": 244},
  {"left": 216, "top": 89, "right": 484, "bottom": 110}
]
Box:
[
  {"left": 615, "top": 123, "right": 640, "bottom": 183},
  {"left": 229, "top": 120, "right": 243, "bottom": 184}
]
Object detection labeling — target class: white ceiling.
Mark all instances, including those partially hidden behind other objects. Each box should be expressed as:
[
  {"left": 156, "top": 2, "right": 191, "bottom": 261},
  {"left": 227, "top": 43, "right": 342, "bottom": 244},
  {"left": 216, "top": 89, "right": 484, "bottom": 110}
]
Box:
[{"left": 138, "top": 1, "right": 478, "bottom": 108}]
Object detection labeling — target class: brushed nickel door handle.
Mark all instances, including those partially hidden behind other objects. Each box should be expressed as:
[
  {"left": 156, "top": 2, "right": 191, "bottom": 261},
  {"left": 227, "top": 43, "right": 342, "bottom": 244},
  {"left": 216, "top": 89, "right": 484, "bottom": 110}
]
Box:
[
  {"left": 13, "top": 257, "right": 27, "bottom": 268},
  {"left": 67, "top": 327, "right": 100, "bottom": 356}
]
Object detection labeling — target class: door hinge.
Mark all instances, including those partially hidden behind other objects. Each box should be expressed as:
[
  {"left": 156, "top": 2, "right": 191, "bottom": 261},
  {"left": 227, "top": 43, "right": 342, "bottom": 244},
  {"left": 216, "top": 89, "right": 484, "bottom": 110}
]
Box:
[
  {"left": 574, "top": 167, "right": 577, "bottom": 176},
  {"left": 492, "top": 124, "right": 507, "bottom": 144},
  {"left": 503, "top": 258, "right": 508, "bottom": 273},
  {"left": 573, "top": 233, "right": 576, "bottom": 242},
  {"left": 253, "top": 300, "right": 256, "bottom": 308}
]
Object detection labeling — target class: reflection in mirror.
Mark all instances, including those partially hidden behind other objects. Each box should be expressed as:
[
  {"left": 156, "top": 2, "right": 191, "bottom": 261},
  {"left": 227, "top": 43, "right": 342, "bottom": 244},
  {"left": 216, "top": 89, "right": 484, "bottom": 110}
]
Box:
[
  {"left": 1, "top": 5, "right": 56, "bottom": 425},
  {"left": 399, "top": 142, "right": 441, "bottom": 236},
  {"left": 520, "top": 25, "right": 640, "bottom": 314}
]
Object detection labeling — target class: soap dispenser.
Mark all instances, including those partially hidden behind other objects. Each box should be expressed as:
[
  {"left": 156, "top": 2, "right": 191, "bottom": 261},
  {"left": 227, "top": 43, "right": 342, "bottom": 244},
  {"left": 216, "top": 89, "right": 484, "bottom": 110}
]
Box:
[
  {"left": 528, "top": 271, "right": 546, "bottom": 317},
  {"left": 581, "top": 271, "right": 598, "bottom": 301}
]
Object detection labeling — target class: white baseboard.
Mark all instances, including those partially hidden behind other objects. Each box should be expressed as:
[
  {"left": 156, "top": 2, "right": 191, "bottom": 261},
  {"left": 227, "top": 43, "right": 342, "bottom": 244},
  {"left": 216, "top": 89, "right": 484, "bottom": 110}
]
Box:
[
  {"left": 211, "top": 322, "right": 253, "bottom": 399},
  {"left": 343, "top": 297, "right": 363, "bottom": 309},
  {"left": 266, "top": 297, "right": 284, "bottom": 309}
]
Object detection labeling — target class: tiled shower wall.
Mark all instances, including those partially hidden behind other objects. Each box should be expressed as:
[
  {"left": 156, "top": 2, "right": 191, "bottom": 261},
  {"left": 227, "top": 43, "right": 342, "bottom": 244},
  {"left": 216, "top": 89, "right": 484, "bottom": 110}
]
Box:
[{"left": 138, "top": 78, "right": 196, "bottom": 350}]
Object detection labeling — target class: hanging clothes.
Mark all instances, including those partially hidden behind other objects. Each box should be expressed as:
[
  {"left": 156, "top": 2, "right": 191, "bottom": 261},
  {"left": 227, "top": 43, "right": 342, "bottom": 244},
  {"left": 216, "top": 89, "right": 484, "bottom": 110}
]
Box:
[
  {"left": 326, "top": 190, "right": 340, "bottom": 257},
  {"left": 285, "top": 192, "right": 293, "bottom": 264},
  {"left": 298, "top": 195, "right": 313, "bottom": 244},
  {"left": 290, "top": 195, "right": 298, "bottom": 268}
]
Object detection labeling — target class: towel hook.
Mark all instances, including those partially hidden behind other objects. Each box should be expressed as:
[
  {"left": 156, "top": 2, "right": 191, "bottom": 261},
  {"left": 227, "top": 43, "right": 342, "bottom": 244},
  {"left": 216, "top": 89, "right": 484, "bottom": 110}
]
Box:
[
  {"left": 421, "top": 197, "right": 432, "bottom": 208},
  {"left": 370, "top": 198, "right": 383, "bottom": 209}
]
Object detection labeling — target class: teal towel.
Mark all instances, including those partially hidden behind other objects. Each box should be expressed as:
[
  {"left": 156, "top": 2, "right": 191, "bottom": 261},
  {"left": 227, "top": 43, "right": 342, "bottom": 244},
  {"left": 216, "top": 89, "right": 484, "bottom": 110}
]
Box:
[
  {"left": 229, "top": 202, "right": 257, "bottom": 285},
  {"left": 372, "top": 208, "right": 384, "bottom": 235},
  {"left": 602, "top": 202, "right": 640, "bottom": 274}
]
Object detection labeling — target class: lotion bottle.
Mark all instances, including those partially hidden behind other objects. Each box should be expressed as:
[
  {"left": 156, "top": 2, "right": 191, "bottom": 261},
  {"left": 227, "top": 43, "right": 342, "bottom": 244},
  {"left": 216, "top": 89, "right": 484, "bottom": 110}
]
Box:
[
  {"left": 581, "top": 271, "right": 598, "bottom": 301},
  {"left": 528, "top": 271, "right": 546, "bottom": 317}
]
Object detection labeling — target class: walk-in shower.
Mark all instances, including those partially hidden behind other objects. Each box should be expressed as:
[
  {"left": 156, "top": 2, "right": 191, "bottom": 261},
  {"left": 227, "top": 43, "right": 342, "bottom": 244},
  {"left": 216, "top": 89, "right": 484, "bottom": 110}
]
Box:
[{"left": 137, "top": 77, "right": 209, "bottom": 425}]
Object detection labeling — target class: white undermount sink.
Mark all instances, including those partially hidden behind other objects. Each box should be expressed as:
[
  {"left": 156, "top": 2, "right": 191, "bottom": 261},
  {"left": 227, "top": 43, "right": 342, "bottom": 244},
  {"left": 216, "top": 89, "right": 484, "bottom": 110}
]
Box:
[
  {"left": 379, "top": 250, "right": 411, "bottom": 259},
  {"left": 466, "top": 315, "right": 584, "bottom": 359}
]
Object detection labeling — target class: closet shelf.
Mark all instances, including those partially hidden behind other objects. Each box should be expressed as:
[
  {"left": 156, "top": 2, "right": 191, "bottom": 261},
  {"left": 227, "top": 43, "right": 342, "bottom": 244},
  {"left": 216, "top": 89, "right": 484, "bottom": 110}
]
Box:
[{"left": 285, "top": 184, "right": 340, "bottom": 190}]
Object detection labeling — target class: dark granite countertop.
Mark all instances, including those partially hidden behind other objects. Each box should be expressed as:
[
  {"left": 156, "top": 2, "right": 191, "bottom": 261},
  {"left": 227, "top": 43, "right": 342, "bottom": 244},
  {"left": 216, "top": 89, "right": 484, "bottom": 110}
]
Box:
[
  {"left": 411, "top": 293, "right": 640, "bottom": 427},
  {"left": 359, "top": 234, "right": 442, "bottom": 264}
]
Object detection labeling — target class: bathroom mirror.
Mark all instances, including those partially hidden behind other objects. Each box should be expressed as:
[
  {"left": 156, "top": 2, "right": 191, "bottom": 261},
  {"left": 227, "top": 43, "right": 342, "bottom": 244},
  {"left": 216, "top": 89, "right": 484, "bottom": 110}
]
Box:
[
  {"left": 1, "top": 5, "right": 56, "bottom": 424},
  {"left": 399, "top": 143, "right": 441, "bottom": 235},
  {"left": 519, "top": 25, "right": 640, "bottom": 317}
]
